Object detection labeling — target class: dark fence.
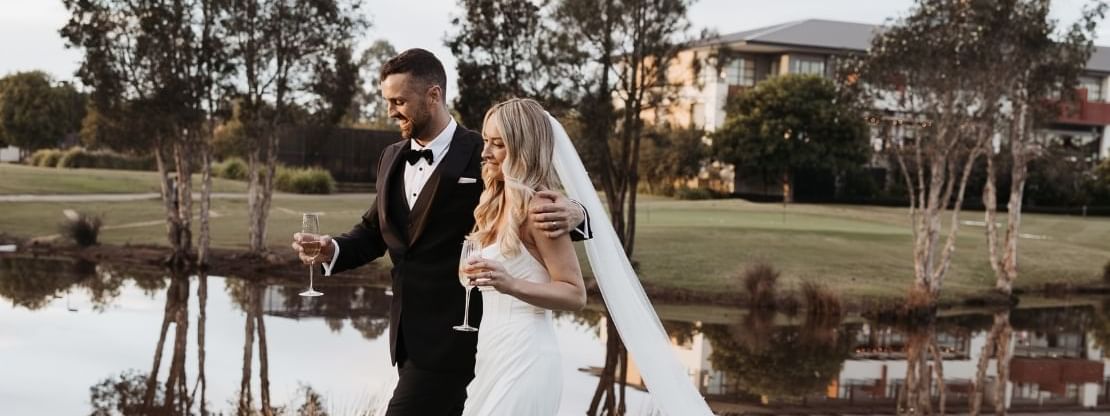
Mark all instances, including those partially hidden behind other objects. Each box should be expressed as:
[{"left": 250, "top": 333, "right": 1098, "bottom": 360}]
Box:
[{"left": 277, "top": 126, "right": 401, "bottom": 183}]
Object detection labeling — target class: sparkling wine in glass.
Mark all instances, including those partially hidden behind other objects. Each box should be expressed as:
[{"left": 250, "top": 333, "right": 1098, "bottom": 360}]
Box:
[
  {"left": 453, "top": 237, "right": 480, "bottom": 332},
  {"left": 299, "top": 213, "right": 323, "bottom": 297}
]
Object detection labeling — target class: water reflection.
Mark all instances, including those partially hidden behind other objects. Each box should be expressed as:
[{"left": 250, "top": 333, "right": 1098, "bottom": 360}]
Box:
[{"left": 3, "top": 256, "right": 1110, "bottom": 415}]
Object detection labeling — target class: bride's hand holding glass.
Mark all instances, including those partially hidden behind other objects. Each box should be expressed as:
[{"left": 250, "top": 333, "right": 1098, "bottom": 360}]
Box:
[{"left": 464, "top": 258, "right": 517, "bottom": 294}]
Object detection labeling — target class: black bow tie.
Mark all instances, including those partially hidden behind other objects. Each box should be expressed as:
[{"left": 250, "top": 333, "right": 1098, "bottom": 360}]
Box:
[{"left": 403, "top": 148, "right": 434, "bottom": 166}]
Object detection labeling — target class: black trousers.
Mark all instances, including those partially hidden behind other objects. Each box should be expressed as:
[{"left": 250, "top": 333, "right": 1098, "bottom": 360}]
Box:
[{"left": 385, "top": 358, "right": 473, "bottom": 416}]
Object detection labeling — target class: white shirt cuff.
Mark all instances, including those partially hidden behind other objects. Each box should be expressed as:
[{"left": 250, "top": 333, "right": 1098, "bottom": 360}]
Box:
[{"left": 321, "top": 239, "right": 340, "bottom": 276}]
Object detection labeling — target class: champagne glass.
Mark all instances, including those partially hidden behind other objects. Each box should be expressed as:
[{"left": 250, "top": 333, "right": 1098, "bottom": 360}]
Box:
[
  {"left": 299, "top": 213, "right": 324, "bottom": 297},
  {"left": 453, "top": 237, "right": 480, "bottom": 332}
]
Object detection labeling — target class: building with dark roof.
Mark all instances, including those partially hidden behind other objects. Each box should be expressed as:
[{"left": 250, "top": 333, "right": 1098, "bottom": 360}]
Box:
[{"left": 664, "top": 19, "right": 1110, "bottom": 195}]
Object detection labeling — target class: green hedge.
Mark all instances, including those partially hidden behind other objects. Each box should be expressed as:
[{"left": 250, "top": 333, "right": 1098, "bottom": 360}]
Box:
[
  {"left": 275, "top": 166, "right": 336, "bottom": 194},
  {"left": 49, "top": 147, "right": 155, "bottom": 170},
  {"left": 28, "top": 149, "right": 64, "bottom": 167},
  {"left": 213, "top": 157, "right": 248, "bottom": 180}
]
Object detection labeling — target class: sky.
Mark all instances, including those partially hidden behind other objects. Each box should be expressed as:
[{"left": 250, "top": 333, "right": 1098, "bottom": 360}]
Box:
[{"left": 0, "top": 0, "right": 1105, "bottom": 101}]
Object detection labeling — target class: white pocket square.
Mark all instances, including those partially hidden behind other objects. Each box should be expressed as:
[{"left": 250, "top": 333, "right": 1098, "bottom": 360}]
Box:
[{"left": 457, "top": 177, "right": 478, "bottom": 184}]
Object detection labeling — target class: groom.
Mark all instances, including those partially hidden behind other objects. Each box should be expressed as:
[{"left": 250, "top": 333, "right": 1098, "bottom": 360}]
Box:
[{"left": 291, "top": 48, "right": 590, "bottom": 416}]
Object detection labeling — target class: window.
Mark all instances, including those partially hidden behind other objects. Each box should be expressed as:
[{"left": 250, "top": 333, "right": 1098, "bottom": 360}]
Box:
[
  {"left": 791, "top": 57, "right": 826, "bottom": 76},
  {"left": 1079, "top": 76, "right": 1103, "bottom": 102},
  {"left": 726, "top": 58, "right": 755, "bottom": 86}
]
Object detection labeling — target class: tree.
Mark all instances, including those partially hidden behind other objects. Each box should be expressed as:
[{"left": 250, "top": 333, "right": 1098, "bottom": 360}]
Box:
[
  {"left": 447, "top": 0, "right": 577, "bottom": 129},
  {"left": 353, "top": 39, "right": 398, "bottom": 129},
  {"left": 638, "top": 124, "right": 706, "bottom": 193},
  {"left": 62, "top": 0, "right": 232, "bottom": 269},
  {"left": 980, "top": 0, "right": 1105, "bottom": 295},
  {"left": 226, "top": 0, "right": 366, "bottom": 255},
  {"left": 854, "top": 0, "right": 1008, "bottom": 307},
  {"left": 552, "top": 0, "right": 692, "bottom": 413},
  {"left": 0, "top": 72, "right": 85, "bottom": 157},
  {"left": 712, "top": 74, "right": 870, "bottom": 202},
  {"left": 310, "top": 44, "right": 362, "bottom": 126}
]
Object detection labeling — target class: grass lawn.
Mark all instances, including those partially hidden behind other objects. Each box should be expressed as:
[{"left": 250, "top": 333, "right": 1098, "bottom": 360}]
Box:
[
  {"left": 0, "top": 163, "right": 248, "bottom": 194},
  {"left": 2, "top": 165, "right": 1108, "bottom": 302}
]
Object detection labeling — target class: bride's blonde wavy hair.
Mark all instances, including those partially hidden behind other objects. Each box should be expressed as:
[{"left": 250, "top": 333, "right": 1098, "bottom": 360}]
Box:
[{"left": 472, "top": 98, "right": 560, "bottom": 257}]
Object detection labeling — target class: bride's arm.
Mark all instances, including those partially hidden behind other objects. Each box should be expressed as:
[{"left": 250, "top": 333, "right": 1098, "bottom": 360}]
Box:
[
  {"left": 466, "top": 219, "right": 587, "bottom": 311},
  {"left": 513, "top": 219, "right": 587, "bottom": 311}
]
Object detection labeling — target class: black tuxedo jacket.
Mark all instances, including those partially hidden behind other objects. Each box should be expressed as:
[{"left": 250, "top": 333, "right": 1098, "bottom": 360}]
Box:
[{"left": 332, "top": 126, "right": 485, "bottom": 374}]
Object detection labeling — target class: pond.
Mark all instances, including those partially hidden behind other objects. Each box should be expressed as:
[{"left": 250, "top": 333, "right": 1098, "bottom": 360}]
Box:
[{"left": 2, "top": 256, "right": 1109, "bottom": 415}]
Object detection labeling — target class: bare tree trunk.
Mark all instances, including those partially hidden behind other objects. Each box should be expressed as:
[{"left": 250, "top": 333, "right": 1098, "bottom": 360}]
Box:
[
  {"left": 195, "top": 273, "right": 208, "bottom": 415},
  {"left": 154, "top": 136, "right": 189, "bottom": 269},
  {"left": 144, "top": 306, "right": 173, "bottom": 410},
  {"left": 239, "top": 284, "right": 256, "bottom": 414},
  {"left": 198, "top": 122, "right": 214, "bottom": 268},
  {"left": 247, "top": 130, "right": 279, "bottom": 255},
  {"left": 588, "top": 317, "right": 622, "bottom": 415},
  {"left": 929, "top": 337, "right": 946, "bottom": 415},
  {"left": 992, "top": 312, "right": 1012, "bottom": 415},
  {"left": 254, "top": 283, "right": 273, "bottom": 415},
  {"left": 969, "top": 315, "right": 1001, "bottom": 415},
  {"left": 163, "top": 276, "right": 190, "bottom": 413}
]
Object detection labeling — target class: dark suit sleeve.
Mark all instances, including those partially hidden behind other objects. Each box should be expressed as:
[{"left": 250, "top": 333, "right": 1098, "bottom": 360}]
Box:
[
  {"left": 329, "top": 196, "right": 388, "bottom": 275},
  {"left": 328, "top": 147, "right": 392, "bottom": 275},
  {"left": 569, "top": 199, "right": 593, "bottom": 241}
]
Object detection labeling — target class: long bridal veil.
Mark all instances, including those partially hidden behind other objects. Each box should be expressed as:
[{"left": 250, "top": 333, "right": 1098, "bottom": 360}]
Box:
[{"left": 548, "top": 114, "right": 714, "bottom": 415}]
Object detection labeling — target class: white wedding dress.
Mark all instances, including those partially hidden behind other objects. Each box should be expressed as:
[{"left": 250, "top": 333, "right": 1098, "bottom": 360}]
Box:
[{"left": 462, "top": 242, "right": 562, "bottom": 416}]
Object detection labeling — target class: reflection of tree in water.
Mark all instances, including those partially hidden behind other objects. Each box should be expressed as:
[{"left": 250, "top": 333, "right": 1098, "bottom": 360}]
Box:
[
  {"left": 227, "top": 282, "right": 392, "bottom": 341},
  {"left": 701, "top": 311, "right": 852, "bottom": 401},
  {"left": 0, "top": 257, "right": 164, "bottom": 311},
  {"left": 968, "top": 310, "right": 1012, "bottom": 416},
  {"left": 1093, "top": 300, "right": 1110, "bottom": 359},
  {"left": 90, "top": 370, "right": 163, "bottom": 416}
]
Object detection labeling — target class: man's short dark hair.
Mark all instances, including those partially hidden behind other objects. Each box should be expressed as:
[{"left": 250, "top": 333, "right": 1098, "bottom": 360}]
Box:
[{"left": 379, "top": 48, "right": 448, "bottom": 95}]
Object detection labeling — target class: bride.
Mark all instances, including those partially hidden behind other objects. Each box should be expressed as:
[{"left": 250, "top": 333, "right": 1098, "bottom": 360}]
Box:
[
  {"left": 461, "top": 98, "right": 586, "bottom": 415},
  {"left": 461, "top": 98, "right": 714, "bottom": 416}
]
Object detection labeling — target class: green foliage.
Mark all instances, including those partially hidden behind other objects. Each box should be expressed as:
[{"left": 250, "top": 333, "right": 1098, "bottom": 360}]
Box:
[
  {"left": 214, "top": 157, "right": 248, "bottom": 180},
  {"left": 702, "top": 322, "right": 852, "bottom": 400},
  {"left": 712, "top": 74, "right": 870, "bottom": 181},
  {"left": 448, "top": 0, "right": 572, "bottom": 129},
  {"left": 310, "top": 45, "right": 362, "bottom": 126},
  {"left": 54, "top": 147, "right": 154, "bottom": 170},
  {"left": 353, "top": 39, "right": 399, "bottom": 129},
  {"left": 275, "top": 166, "right": 337, "bottom": 194},
  {"left": 89, "top": 370, "right": 159, "bottom": 416},
  {"left": 673, "top": 187, "right": 722, "bottom": 200},
  {"left": 639, "top": 125, "right": 707, "bottom": 194},
  {"left": 28, "top": 148, "right": 63, "bottom": 167},
  {"left": 0, "top": 71, "right": 85, "bottom": 152},
  {"left": 741, "top": 262, "right": 780, "bottom": 309},
  {"left": 0, "top": 257, "right": 87, "bottom": 310},
  {"left": 59, "top": 210, "right": 103, "bottom": 246}
]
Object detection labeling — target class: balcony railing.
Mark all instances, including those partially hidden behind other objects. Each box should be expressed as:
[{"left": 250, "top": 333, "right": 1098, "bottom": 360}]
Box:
[{"left": 1055, "top": 88, "right": 1110, "bottom": 126}]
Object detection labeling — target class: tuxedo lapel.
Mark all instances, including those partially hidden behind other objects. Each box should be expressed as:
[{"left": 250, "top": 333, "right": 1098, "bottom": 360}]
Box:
[
  {"left": 408, "top": 131, "right": 477, "bottom": 246},
  {"left": 377, "top": 144, "right": 409, "bottom": 249}
]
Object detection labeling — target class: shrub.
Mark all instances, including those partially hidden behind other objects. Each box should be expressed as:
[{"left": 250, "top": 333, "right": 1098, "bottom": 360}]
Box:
[
  {"left": 214, "top": 157, "right": 248, "bottom": 180},
  {"left": 800, "top": 281, "right": 843, "bottom": 318},
  {"left": 741, "top": 262, "right": 780, "bottom": 309},
  {"left": 28, "top": 149, "right": 61, "bottom": 167},
  {"left": 275, "top": 166, "right": 336, "bottom": 194},
  {"left": 675, "top": 186, "right": 718, "bottom": 200},
  {"left": 55, "top": 147, "right": 154, "bottom": 170},
  {"left": 59, "top": 210, "right": 102, "bottom": 247},
  {"left": 40, "top": 149, "right": 65, "bottom": 167}
]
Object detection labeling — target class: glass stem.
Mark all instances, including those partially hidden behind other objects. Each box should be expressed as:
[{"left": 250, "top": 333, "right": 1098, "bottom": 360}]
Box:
[
  {"left": 461, "top": 287, "right": 472, "bottom": 326},
  {"left": 308, "top": 265, "right": 315, "bottom": 290}
]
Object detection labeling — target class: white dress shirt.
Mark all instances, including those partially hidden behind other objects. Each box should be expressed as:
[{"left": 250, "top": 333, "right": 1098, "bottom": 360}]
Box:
[{"left": 322, "top": 119, "right": 457, "bottom": 276}]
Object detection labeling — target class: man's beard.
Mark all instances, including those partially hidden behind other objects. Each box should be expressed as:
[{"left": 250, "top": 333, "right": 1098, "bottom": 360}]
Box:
[{"left": 400, "top": 108, "right": 431, "bottom": 140}]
